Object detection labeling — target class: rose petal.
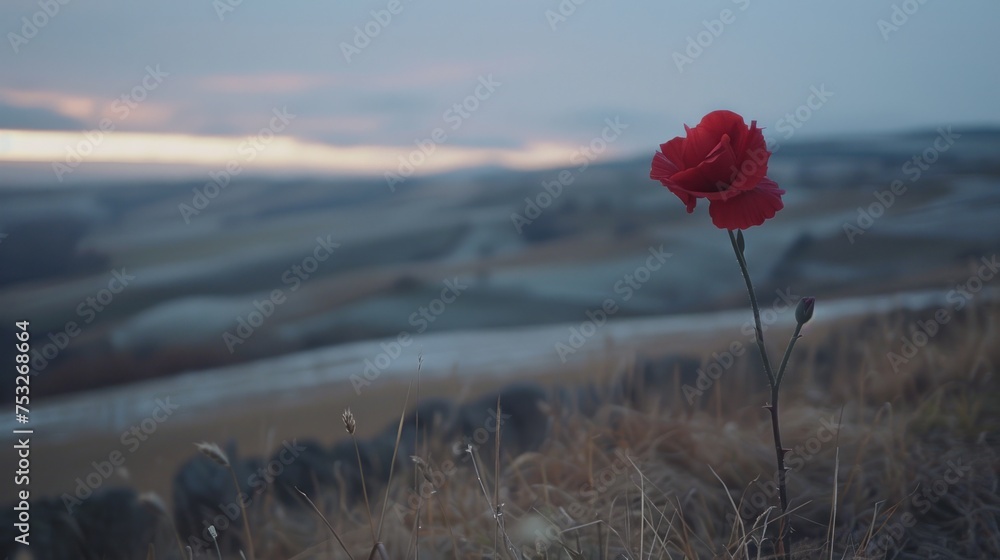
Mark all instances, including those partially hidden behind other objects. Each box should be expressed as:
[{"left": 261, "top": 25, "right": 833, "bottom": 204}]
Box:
[
  {"left": 728, "top": 120, "right": 769, "bottom": 191},
  {"left": 707, "top": 178, "right": 785, "bottom": 230},
  {"left": 700, "top": 112, "right": 770, "bottom": 192},
  {"left": 650, "top": 150, "right": 680, "bottom": 182},
  {"left": 697, "top": 111, "right": 746, "bottom": 145},
  {"left": 659, "top": 137, "right": 687, "bottom": 171},
  {"left": 665, "top": 135, "right": 739, "bottom": 199},
  {"left": 651, "top": 152, "right": 698, "bottom": 212},
  {"left": 667, "top": 184, "right": 698, "bottom": 213},
  {"left": 682, "top": 118, "right": 730, "bottom": 166}
]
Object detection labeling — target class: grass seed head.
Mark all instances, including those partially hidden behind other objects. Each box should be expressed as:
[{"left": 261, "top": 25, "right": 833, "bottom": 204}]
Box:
[
  {"left": 194, "top": 441, "right": 230, "bottom": 467},
  {"left": 343, "top": 407, "right": 357, "bottom": 435}
]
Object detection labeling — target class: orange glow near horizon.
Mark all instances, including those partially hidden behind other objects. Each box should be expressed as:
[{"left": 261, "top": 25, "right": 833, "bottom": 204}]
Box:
[{"left": 0, "top": 129, "right": 589, "bottom": 177}]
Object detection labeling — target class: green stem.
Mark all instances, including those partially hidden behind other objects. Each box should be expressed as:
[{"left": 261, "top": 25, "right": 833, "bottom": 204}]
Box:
[
  {"left": 727, "top": 230, "right": 776, "bottom": 388},
  {"left": 775, "top": 323, "right": 803, "bottom": 388},
  {"left": 768, "top": 385, "right": 791, "bottom": 558},
  {"left": 728, "top": 229, "right": 791, "bottom": 559}
]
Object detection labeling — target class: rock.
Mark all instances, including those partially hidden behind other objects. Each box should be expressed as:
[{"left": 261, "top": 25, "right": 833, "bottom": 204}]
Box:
[{"left": 172, "top": 440, "right": 260, "bottom": 554}]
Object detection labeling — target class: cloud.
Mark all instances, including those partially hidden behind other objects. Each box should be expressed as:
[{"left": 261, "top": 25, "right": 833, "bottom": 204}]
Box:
[
  {"left": 549, "top": 107, "right": 673, "bottom": 137},
  {"left": 0, "top": 88, "right": 98, "bottom": 123},
  {"left": 0, "top": 103, "right": 86, "bottom": 131},
  {"left": 0, "top": 129, "right": 584, "bottom": 178},
  {"left": 0, "top": 87, "right": 176, "bottom": 131},
  {"left": 197, "top": 73, "right": 340, "bottom": 94},
  {"left": 350, "top": 92, "right": 437, "bottom": 116}
]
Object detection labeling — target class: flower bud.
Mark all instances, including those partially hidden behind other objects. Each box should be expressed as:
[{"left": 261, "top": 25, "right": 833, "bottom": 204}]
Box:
[{"left": 795, "top": 297, "right": 815, "bottom": 325}]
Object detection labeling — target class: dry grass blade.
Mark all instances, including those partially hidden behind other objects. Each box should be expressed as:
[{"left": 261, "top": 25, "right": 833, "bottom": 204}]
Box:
[
  {"left": 494, "top": 397, "right": 502, "bottom": 559},
  {"left": 368, "top": 542, "right": 389, "bottom": 560},
  {"left": 377, "top": 353, "right": 424, "bottom": 544},
  {"left": 707, "top": 464, "right": 746, "bottom": 553},
  {"left": 140, "top": 491, "right": 186, "bottom": 560},
  {"left": 227, "top": 464, "right": 256, "bottom": 560},
  {"left": 466, "top": 444, "right": 518, "bottom": 560},
  {"left": 639, "top": 464, "right": 644, "bottom": 560},
  {"left": 192, "top": 441, "right": 256, "bottom": 560},
  {"left": 209, "top": 525, "right": 222, "bottom": 560},
  {"left": 557, "top": 541, "right": 586, "bottom": 559},
  {"left": 435, "top": 485, "right": 462, "bottom": 560},
  {"left": 296, "top": 486, "right": 356, "bottom": 560},
  {"left": 827, "top": 446, "right": 839, "bottom": 560},
  {"left": 377, "top": 380, "right": 413, "bottom": 542},
  {"left": 346, "top": 407, "right": 377, "bottom": 545},
  {"left": 826, "top": 408, "right": 844, "bottom": 560}
]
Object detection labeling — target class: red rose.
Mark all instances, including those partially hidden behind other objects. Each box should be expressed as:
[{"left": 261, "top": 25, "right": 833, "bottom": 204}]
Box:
[{"left": 650, "top": 110, "right": 785, "bottom": 230}]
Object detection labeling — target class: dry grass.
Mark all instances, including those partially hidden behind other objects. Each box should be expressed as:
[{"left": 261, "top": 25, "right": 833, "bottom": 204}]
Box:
[{"left": 169, "top": 300, "right": 998, "bottom": 560}]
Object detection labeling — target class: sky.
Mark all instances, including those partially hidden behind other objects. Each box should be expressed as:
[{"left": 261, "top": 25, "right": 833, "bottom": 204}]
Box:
[{"left": 1, "top": 0, "right": 998, "bottom": 182}]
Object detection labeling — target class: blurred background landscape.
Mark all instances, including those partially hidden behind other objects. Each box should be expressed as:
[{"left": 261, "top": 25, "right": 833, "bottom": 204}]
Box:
[
  {"left": 3, "top": 124, "right": 1000, "bottom": 513},
  {"left": 1, "top": 0, "right": 999, "bottom": 555},
  {"left": 3, "top": 130, "right": 1000, "bottom": 400}
]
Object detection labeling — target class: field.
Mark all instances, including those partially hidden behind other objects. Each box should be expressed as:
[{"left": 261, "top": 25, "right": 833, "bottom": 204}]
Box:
[{"left": 1, "top": 129, "right": 1000, "bottom": 558}]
